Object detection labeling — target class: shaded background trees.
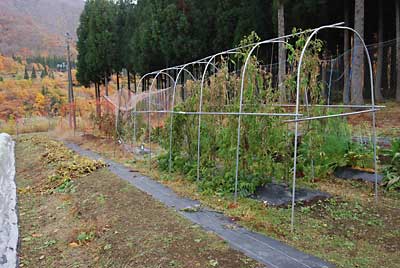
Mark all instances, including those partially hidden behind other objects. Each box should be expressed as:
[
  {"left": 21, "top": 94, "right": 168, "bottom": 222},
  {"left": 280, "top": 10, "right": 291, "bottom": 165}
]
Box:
[{"left": 76, "top": 0, "right": 400, "bottom": 104}]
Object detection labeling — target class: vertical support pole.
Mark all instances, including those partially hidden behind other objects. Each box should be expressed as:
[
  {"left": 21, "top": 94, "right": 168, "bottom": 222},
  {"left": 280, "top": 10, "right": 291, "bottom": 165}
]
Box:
[
  {"left": 133, "top": 104, "right": 137, "bottom": 146},
  {"left": 291, "top": 120, "right": 299, "bottom": 232},
  {"left": 115, "top": 86, "right": 122, "bottom": 157},
  {"left": 233, "top": 42, "right": 284, "bottom": 203},
  {"left": 196, "top": 64, "right": 208, "bottom": 181},
  {"left": 372, "top": 111, "right": 378, "bottom": 202},
  {"left": 148, "top": 75, "right": 153, "bottom": 171},
  {"left": 196, "top": 57, "right": 225, "bottom": 182},
  {"left": 168, "top": 66, "right": 197, "bottom": 173},
  {"left": 168, "top": 68, "right": 186, "bottom": 173},
  {"left": 66, "top": 32, "right": 76, "bottom": 131}
]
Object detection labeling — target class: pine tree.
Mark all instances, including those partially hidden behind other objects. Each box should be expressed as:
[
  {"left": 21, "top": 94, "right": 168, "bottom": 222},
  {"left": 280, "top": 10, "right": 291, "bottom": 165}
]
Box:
[
  {"left": 24, "top": 67, "right": 30, "bottom": 80},
  {"left": 31, "top": 66, "right": 37, "bottom": 79},
  {"left": 40, "top": 67, "right": 48, "bottom": 79},
  {"left": 77, "top": 0, "right": 118, "bottom": 117},
  {"left": 76, "top": 0, "right": 92, "bottom": 87}
]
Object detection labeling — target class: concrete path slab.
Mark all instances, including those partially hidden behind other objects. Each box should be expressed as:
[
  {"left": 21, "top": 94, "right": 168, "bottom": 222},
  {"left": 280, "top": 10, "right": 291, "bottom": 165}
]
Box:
[
  {"left": 65, "top": 142, "right": 334, "bottom": 268},
  {"left": 0, "top": 134, "right": 18, "bottom": 268}
]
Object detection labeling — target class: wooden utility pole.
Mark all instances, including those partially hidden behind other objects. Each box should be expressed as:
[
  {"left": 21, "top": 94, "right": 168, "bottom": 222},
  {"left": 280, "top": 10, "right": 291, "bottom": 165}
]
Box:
[{"left": 66, "top": 32, "right": 76, "bottom": 130}]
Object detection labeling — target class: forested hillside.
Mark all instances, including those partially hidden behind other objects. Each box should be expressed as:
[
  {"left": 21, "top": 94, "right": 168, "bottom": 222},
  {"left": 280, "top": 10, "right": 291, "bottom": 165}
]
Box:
[{"left": 0, "top": 0, "right": 84, "bottom": 56}]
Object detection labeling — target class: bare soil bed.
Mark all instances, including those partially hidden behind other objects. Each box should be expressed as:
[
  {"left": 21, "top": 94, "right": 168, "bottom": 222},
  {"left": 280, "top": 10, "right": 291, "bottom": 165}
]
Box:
[{"left": 16, "top": 135, "right": 261, "bottom": 268}]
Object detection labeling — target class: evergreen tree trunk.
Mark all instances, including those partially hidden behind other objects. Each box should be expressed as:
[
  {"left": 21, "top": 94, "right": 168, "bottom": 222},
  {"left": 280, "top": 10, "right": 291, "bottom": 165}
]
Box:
[
  {"left": 105, "top": 73, "right": 109, "bottom": 96},
  {"left": 374, "top": 1, "right": 384, "bottom": 102},
  {"left": 127, "top": 70, "right": 131, "bottom": 99},
  {"left": 116, "top": 72, "right": 120, "bottom": 91},
  {"left": 382, "top": 45, "right": 389, "bottom": 97},
  {"left": 343, "top": 0, "right": 351, "bottom": 104},
  {"left": 95, "top": 83, "right": 101, "bottom": 118},
  {"left": 133, "top": 72, "right": 137, "bottom": 93},
  {"left": 350, "top": 0, "right": 365, "bottom": 105},
  {"left": 278, "top": 1, "right": 286, "bottom": 103},
  {"left": 396, "top": 0, "right": 400, "bottom": 101},
  {"left": 98, "top": 84, "right": 102, "bottom": 118},
  {"left": 391, "top": 45, "right": 396, "bottom": 97}
]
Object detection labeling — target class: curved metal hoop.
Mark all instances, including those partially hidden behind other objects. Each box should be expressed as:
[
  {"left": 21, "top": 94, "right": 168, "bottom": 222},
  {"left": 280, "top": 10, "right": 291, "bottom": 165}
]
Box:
[
  {"left": 126, "top": 22, "right": 377, "bottom": 235},
  {"left": 146, "top": 70, "right": 176, "bottom": 169},
  {"left": 233, "top": 40, "right": 290, "bottom": 202},
  {"left": 168, "top": 60, "right": 221, "bottom": 172},
  {"left": 290, "top": 25, "right": 377, "bottom": 231},
  {"left": 196, "top": 51, "right": 242, "bottom": 181},
  {"left": 133, "top": 70, "right": 175, "bottom": 147}
]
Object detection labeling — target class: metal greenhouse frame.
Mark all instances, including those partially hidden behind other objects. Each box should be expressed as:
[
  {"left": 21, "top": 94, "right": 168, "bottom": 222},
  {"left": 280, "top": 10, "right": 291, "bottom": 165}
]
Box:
[{"left": 124, "top": 22, "right": 381, "bottom": 231}]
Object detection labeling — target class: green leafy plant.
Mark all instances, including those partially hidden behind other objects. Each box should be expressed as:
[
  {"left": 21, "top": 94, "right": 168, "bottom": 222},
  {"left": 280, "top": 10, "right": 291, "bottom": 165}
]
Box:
[
  {"left": 382, "top": 139, "right": 400, "bottom": 190},
  {"left": 139, "top": 31, "right": 375, "bottom": 196},
  {"left": 56, "top": 178, "right": 75, "bottom": 193},
  {"left": 77, "top": 231, "right": 95, "bottom": 244}
]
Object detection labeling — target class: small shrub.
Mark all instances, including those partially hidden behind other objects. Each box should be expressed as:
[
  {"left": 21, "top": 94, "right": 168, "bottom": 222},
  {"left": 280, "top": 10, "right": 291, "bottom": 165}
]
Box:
[
  {"left": 77, "top": 231, "right": 95, "bottom": 244},
  {"left": 382, "top": 139, "right": 400, "bottom": 190}
]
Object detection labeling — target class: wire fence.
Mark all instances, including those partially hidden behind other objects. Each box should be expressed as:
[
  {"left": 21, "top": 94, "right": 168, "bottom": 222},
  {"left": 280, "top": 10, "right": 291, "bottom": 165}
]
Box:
[
  {"left": 5, "top": 23, "right": 388, "bottom": 233},
  {"left": 96, "top": 23, "right": 383, "bottom": 233}
]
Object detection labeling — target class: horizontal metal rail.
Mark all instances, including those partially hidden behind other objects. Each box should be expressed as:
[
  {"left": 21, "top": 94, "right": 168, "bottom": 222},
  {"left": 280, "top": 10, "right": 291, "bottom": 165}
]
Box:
[
  {"left": 185, "top": 103, "right": 386, "bottom": 109},
  {"left": 284, "top": 109, "right": 380, "bottom": 123},
  {"left": 272, "top": 104, "right": 385, "bottom": 109},
  {"left": 132, "top": 110, "right": 302, "bottom": 117}
]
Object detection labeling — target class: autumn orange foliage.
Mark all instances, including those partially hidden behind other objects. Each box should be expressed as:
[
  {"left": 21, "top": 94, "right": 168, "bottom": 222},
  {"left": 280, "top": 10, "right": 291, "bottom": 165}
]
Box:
[
  {"left": 0, "top": 55, "right": 95, "bottom": 120},
  {"left": 0, "top": 55, "right": 123, "bottom": 137},
  {"left": 0, "top": 54, "right": 24, "bottom": 75}
]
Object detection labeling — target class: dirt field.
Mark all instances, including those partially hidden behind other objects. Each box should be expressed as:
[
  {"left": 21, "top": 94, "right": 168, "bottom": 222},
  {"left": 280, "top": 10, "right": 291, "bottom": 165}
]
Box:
[
  {"left": 347, "top": 101, "right": 400, "bottom": 137},
  {"left": 16, "top": 135, "right": 261, "bottom": 268}
]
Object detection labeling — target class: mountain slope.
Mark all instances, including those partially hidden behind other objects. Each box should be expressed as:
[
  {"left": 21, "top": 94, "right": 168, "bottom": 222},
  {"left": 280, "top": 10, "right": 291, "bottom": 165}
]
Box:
[{"left": 0, "top": 0, "right": 84, "bottom": 56}]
